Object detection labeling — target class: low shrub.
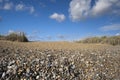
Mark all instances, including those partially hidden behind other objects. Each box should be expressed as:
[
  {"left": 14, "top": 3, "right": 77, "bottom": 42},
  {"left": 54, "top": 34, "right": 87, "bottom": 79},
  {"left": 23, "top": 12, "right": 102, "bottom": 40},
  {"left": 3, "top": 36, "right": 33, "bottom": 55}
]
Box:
[
  {"left": 76, "top": 36, "right": 120, "bottom": 45},
  {"left": 0, "top": 32, "right": 28, "bottom": 42}
]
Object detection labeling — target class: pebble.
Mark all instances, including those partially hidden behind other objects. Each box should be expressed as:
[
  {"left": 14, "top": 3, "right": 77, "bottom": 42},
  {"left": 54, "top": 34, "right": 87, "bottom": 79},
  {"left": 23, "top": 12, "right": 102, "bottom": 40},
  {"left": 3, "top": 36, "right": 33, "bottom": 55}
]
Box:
[
  {"left": 2, "top": 72, "right": 5, "bottom": 78},
  {"left": 0, "top": 41, "right": 119, "bottom": 80},
  {"left": 36, "top": 75, "right": 40, "bottom": 79}
]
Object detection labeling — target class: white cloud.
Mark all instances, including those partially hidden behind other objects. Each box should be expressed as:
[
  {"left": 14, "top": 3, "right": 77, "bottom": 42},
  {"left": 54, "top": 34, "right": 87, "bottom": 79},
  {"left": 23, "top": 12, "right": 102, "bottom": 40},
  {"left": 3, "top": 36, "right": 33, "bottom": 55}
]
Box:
[
  {"left": 3, "top": 2, "right": 13, "bottom": 10},
  {"left": 15, "top": 4, "right": 25, "bottom": 11},
  {"left": 50, "top": 13, "right": 66, "bottom": 22},
  {"left": 116, "top": 33, "right": 120, "bottom": 36},
  {"left": 100, "top": 23, "right": 120, "bottom": 31},
  {"left": 92, "top": 0, "right": 119, "bottom": 16},
  {"left": 69, "top": 0, "right": 91, "bottom": 21},
  {"left": 29, "top": 6, "right": 35, "bottom": 14},
  {"left": 69, "top": 0, "right": 120, "bottom": 21},
  {"left": 0, "top": 1, "right": 35, "bottom": 15},
  {"left": 15, "top": 4, "right": 35, "bottom": 14}
]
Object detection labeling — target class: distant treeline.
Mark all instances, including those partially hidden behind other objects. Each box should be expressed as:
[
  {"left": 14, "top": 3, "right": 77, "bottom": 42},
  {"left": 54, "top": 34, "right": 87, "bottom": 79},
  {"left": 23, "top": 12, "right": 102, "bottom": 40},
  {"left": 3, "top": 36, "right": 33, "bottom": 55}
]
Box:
[
  {"left": 76, "top": 36, "right": 120, "bottom": 45},
  {"left": 0, "top": 32, "right": 28, "bottom": 42}
]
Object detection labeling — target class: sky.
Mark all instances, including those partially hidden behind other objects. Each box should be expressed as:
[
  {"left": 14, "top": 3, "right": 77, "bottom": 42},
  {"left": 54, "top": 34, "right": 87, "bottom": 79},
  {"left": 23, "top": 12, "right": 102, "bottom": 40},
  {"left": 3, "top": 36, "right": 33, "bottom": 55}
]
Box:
[{"left": 0, "top": 0, "right": 120, "bottom": 41}]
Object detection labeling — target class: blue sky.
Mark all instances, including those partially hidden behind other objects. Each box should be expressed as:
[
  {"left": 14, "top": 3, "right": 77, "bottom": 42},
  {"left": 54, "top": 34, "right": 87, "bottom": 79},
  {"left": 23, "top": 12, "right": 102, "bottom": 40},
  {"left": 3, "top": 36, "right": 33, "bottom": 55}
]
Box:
[{"left": 0, "top": 0, "right": 120, "bottom": 41}]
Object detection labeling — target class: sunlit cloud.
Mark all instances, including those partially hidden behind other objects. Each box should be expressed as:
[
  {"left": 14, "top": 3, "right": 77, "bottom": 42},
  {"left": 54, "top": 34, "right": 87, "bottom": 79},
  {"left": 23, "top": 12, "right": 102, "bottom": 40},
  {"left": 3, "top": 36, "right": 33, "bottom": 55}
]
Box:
[
  {"left": 15, "top": 3, "right": 35, "bottom": 14},
  {"left": 3, "top": 2, "right": 13, "bottom": 10},
  {"left": 69, "top": 0, "right": 120, "bottom": 21},
  {"left": 0, "top": 1, "right": 35, "bottom": 14},
  {"left": 15, "top": 4, "right": 25, "bottom": 11},
  {"left": 50, "top": 13, "right": 66, "bottom": 22},
  {"left": 100, "top": 23, "right": 120, "bottom": 31}
]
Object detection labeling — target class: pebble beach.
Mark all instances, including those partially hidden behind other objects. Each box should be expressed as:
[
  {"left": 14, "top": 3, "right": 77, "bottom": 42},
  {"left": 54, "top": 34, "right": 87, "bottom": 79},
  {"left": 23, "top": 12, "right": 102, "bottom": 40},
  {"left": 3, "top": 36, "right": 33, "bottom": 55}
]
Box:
[{"left": 0, "top": 40, "right": 120, "bottom": 80}]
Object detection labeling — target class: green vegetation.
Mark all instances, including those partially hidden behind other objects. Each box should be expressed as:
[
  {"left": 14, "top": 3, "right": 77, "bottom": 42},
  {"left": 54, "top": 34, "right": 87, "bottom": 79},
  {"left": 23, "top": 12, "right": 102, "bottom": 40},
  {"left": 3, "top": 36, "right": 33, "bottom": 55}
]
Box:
[
  {"left": 0, "top": 32, "right": 28, "bottom": 42},
  {"left": 76, "top": 36, "right": 120, "bottom": 45}
]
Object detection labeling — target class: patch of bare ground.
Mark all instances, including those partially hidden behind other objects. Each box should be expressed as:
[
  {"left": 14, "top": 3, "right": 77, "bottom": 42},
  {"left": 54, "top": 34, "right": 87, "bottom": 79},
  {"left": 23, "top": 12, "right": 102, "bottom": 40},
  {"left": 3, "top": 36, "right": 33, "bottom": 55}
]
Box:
[{"left": 0, "top": 40, "right": 120, "bottom": 80}]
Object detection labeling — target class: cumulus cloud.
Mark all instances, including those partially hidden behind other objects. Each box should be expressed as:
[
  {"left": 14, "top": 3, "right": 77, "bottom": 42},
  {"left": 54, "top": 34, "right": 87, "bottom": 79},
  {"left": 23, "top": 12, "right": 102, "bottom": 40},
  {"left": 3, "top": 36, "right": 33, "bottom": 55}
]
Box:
[
  {"left": 3, "top": 2, "right": 13, "bottom": 10},
  {"left": 0, "top": 1, "right": 35, "bottom": 14},
  {"left": 15, "top": 4, "right": 35, "bottom": 14},
  {"left": 92, "top": 0, "right": 120, "bottom": 16},
  {"left": 15, "top": 4, "right": 25, "bottom": 11},
  {"left": 69, "top": 0, "right": 120, "bottom": 21},
  {"left": 69, "top": 0, "right": 91, "bottom": 21},
  {"left": 50, "top": 13, "right": 66, "bottom": 22},
  {"left": 100, "top": 23, "right": 120, "bottom": 31}
]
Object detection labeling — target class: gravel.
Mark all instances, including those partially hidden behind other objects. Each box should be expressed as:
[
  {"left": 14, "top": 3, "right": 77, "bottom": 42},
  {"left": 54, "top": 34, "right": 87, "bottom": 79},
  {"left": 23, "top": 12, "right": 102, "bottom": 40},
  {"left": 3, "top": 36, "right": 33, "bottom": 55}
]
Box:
[{"left": 0, "top": 40, "right": 120, "bottom": 80}]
